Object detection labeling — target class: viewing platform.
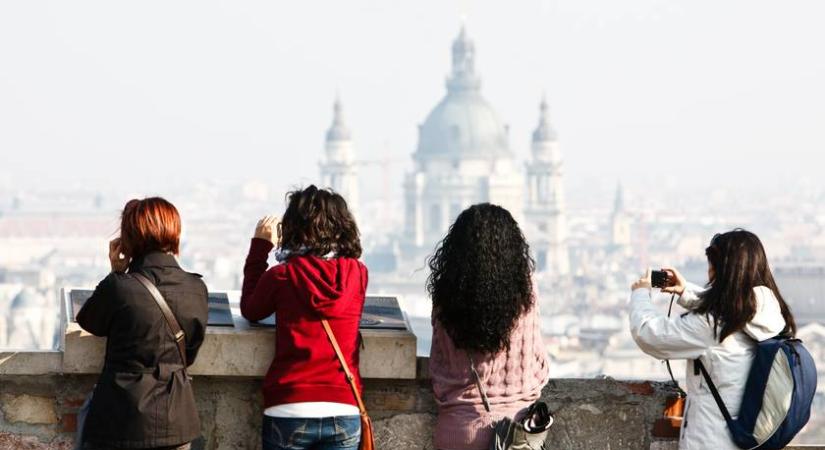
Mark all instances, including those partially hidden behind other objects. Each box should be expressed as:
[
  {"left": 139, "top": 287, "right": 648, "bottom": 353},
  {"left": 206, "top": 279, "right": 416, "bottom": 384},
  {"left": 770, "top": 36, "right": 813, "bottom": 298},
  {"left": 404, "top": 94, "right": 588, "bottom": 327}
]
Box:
[{"left": 0, "top": 290, "right": 820, "bottom": 449}]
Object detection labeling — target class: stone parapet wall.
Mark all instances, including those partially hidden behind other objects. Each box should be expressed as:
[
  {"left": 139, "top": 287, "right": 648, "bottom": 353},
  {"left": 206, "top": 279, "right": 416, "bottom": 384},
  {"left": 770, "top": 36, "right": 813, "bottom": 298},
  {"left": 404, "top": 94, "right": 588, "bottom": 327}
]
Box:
[
  {"left": 1, "top": 353, "right": 822, "bottom": 450},
  {"left": 0, "top": 352, "right": 677, "bottom": 450}
]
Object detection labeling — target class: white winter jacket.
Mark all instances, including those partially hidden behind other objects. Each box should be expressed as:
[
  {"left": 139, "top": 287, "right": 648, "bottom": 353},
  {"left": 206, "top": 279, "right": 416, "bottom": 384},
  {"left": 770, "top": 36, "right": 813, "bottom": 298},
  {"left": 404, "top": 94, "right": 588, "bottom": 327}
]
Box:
[{"left": 629, "top": 285, "right": 787, "bottom": 450}]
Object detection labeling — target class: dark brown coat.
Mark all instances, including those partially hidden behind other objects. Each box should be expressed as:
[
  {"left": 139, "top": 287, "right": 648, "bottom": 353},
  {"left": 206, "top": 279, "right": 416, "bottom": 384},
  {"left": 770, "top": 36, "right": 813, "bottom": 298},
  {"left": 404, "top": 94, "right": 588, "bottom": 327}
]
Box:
[{"left": 77, "top": 252, "right": 208, "bottom": 448}]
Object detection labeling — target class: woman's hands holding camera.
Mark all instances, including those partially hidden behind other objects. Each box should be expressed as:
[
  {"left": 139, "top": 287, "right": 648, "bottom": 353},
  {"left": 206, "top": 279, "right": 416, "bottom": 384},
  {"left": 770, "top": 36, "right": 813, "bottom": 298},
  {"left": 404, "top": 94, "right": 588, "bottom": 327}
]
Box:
[
  {"left": 254, "top": 215, "right": 279, "bottom": 245},
  {"left": 109, "top": 238, "right": 130, "bottom": 273},
  {"left": 660, "top": 267, "right": 687, "bottom": 295},
  {"left": 630, "top": 267, "right": 687, "bottom": 295}
]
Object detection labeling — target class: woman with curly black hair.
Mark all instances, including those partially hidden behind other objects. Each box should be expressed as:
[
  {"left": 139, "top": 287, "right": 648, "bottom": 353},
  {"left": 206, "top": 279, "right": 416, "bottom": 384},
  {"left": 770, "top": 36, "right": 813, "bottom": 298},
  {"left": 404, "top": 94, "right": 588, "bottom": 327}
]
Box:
[{"left": 428, "top": 203, "right": 550, "bottom": 450}]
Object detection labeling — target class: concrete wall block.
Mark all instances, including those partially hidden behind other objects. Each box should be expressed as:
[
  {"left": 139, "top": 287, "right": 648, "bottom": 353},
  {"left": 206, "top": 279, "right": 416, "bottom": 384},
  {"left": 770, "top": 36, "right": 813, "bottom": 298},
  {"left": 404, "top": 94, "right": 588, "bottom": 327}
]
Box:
[
  {"left": 0, "top": 432, "right": 72, "bottom": 450},
  {"left": 538, "top": 379, "right": 678, "bottom": 449},
  {"left": 374, "top": 413, "right": 436, "bottom": 450},
  {"left": 545, "top": 403, "right": 649, "bottom": 449},
  {"left": 0, "top": 394, "right": 58, "bottom": 425},
  {"left": 193, "top": 378, "right": 263, "bottom": 450},
  {"left": 650, "top": 440, "right": 679, "bottom": 450}
]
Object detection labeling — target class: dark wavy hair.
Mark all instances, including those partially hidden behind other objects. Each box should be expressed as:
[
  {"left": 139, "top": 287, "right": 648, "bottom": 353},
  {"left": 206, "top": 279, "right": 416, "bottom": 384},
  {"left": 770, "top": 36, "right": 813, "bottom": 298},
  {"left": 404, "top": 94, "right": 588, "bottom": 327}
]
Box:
[
  {"left": 279, "top": 185, "right": 361, "bottom": 259},
  {"left": 427, "top": 203, "right": 535, "bottom": 354},
  {"left": 696, "top": 229, "right": 796, "bottom": 341}
]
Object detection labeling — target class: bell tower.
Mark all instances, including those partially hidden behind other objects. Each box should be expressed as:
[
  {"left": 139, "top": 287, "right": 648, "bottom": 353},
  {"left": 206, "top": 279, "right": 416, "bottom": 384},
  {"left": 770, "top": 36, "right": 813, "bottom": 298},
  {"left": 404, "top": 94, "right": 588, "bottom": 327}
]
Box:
[
  {"left": 320, "top": 96, "right": 359, "bottom": 218},
  {"left": 525, "top": 96, "right": 570, "bottom": 276}
]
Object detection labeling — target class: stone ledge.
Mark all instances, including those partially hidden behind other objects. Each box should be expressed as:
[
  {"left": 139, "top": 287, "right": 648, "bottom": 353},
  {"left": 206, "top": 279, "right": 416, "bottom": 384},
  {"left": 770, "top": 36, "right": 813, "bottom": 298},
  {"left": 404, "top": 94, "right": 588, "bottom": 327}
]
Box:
[
  {"left": 57, "top": 291, "right": 418, "bottom": 380},
  {"left": 61, "top": 324, "right": 416, "bottom": 379},
  {"left": 0, "top": 352, "right": 61, "bottom": 375}
]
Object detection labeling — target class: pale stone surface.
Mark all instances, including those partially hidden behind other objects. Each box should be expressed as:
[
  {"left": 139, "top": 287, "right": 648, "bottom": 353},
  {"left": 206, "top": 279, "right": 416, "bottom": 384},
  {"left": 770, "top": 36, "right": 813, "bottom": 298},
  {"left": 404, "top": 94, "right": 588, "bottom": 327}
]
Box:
[
  {"left": 0, "top": 433, "right": 72, "bottom": 450},
  {"left": 193, "top": 378, "right": 263, "bottom": 450},
  {"left": 0, "top": 394, "right": 58, "bottom": 425},
  {"left": 650, "top": 441, "right": 678, "bottom": 450},
  {"left": 3, "top": 365, "right": 770, "bottom": 450},
  {"left": 2, "top": 357, "right": 824, "bottom": 450},
  {"left": 374, "top": 413, "right": 435, "bottom": 450},
  {"left": 62, "top": 306, "right": 417, "bottom": 379},
  {"left": 0, "top": 352, "right": 61, "bottom": 375}
]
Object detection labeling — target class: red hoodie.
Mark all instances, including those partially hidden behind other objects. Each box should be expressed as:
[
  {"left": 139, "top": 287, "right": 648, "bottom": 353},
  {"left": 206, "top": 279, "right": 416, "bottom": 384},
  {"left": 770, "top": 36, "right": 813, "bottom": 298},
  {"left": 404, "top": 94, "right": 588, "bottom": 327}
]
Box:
[{"left": 240, "top": 238, "right": 368, "bottom": 408}]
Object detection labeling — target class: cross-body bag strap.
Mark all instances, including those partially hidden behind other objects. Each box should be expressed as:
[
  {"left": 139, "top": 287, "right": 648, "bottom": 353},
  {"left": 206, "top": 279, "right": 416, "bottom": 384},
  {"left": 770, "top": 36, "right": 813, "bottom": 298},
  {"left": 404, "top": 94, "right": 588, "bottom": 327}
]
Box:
[
  {"left": 469, "top": 356, "right": 492, "bottom": 413},
  {"left": 694, "top": 358, "right": 734, "bottom": 425},
  {"left": 320, "top": 319, "right": 368, "bottom": 414},
  {"left": 665, "top": 294, "right": 687, "bottom": 397},
  {"left": 133, "top": 272, "right": 189, "bottom": 377}
]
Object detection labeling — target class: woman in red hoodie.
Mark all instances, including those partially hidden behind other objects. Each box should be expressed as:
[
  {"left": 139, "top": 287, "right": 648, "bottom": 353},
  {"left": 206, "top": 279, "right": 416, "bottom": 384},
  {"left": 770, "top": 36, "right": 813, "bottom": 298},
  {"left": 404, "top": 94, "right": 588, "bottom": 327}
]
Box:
[{"left": 241, "top": 185, "right": 367, "bottom": 450}]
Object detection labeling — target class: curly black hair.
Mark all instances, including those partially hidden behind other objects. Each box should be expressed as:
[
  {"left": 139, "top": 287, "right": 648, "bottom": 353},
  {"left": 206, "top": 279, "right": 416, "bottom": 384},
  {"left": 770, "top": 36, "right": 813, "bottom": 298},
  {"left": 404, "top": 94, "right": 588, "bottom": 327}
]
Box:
[
  {"left": 427, "top": 203, "right": 535, "bottom": 354},
  {"left": 279, "top": 185, "right": 362, "bottom": 259}
]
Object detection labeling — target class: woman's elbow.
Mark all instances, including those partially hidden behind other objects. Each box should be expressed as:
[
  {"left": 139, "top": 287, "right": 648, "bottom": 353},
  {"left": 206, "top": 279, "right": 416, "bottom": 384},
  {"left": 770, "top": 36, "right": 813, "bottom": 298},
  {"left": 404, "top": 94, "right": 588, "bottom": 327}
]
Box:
[
  {"left": 76, "top": 315, "right": 106, "bottom": 337},
  {"left": 630, "top": 329, "right": 669, "bottom": 360},
  {"left": 240, "top": 302, "right": 266, "bottom": 322}
]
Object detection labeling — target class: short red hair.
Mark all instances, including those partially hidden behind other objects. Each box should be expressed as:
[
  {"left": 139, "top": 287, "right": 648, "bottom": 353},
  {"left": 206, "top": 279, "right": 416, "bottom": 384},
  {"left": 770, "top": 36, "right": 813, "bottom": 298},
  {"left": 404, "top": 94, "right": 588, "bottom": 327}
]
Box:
[{"left": 120, "top": 197, "right": 181, "bottom": 258}]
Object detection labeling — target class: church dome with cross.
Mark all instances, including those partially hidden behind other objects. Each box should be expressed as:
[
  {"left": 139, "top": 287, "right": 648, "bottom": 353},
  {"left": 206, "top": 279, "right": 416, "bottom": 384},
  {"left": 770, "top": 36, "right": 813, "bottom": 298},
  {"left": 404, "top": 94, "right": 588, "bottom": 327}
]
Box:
[{"left": 415, "top": 26, "right": 511, "bottom": 160}]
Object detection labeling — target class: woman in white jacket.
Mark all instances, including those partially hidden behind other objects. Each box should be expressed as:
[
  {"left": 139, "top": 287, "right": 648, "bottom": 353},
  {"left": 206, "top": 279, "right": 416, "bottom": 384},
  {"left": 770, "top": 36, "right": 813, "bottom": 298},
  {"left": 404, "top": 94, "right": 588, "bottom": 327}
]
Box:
[{"left": 629, "top": 229, "right": 797, "bottom": 450}]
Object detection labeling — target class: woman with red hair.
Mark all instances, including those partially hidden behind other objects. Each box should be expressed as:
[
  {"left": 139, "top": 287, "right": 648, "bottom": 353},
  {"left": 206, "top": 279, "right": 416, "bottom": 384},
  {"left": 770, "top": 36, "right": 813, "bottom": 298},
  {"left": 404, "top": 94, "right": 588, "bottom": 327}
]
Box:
[{"left": 77, "top": 197, "right": 208, "bottom": 450}]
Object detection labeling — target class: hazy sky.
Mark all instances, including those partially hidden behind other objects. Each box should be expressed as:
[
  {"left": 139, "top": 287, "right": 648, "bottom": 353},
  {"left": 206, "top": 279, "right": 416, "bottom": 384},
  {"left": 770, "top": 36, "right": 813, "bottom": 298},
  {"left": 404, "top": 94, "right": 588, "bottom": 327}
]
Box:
[{"left": 1, "top": 0, "right": 824, "bottom": 203}]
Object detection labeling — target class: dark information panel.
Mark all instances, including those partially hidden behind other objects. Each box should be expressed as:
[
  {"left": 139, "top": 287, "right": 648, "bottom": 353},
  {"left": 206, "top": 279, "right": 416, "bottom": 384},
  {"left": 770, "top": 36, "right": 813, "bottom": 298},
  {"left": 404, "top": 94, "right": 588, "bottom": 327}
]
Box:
[
  {"left": 246, "top": 296, "right": 407, "bottom": 330},
  {"left": 66, "top": 289, "right": 234, "bottom": 327},
  {"left": 65, "top": 290, "right": 406, "bottom": 330}
]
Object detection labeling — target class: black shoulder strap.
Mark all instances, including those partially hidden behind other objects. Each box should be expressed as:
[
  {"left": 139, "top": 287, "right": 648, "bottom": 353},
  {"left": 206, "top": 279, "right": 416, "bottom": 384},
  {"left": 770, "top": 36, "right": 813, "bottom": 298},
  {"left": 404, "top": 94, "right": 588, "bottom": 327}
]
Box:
[
  {"left": 665, "top": 294, "right": 687, "bottom": 397},
  {"left": 133, "top": 272, "right": 189, "bottom": 376},
  {"left": 695, "top": 358, "right": 734, "bottom": 425},
  {"left": 468, "top": 356, "right": 492, "bottom": 413}
]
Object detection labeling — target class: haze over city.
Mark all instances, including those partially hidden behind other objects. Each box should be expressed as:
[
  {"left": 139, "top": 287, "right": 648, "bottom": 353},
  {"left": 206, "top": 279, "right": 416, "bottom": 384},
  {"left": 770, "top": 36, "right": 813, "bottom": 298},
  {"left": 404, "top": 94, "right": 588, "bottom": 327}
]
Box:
[{"left": 1, "top": 0, "right": 824, "bottom": 202}]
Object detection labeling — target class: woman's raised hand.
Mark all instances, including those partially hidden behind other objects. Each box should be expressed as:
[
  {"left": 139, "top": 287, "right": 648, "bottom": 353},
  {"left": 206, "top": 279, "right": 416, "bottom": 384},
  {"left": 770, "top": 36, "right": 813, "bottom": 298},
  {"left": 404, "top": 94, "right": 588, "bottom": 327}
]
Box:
[
  {"left": 631, "top": 268, "right": 652, "bottom": 291},
  {"left": 661, "top": 266, "right": 687, "bottom": 295},
  {"left": 254, "top": 215, "right": 279, "bottom": 244},
  {"left": 109, "top": 238, "right": 130, "bottom": 273}
]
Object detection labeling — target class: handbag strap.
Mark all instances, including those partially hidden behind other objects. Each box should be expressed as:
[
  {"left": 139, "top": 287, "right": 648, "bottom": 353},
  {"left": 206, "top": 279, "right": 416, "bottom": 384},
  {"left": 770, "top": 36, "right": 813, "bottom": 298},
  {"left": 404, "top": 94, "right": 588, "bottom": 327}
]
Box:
[
  {"left": 695, "top": 358, "right": 734, "bottom": 425},
  {"left": 469, "top": 356, "right": 492, "bottom": 413},
  {"left": 133, "top": 272, "right": 189, "bottom": 376},
  {"left": 320, "top": 319, "right": 368, "bottom": 414}
]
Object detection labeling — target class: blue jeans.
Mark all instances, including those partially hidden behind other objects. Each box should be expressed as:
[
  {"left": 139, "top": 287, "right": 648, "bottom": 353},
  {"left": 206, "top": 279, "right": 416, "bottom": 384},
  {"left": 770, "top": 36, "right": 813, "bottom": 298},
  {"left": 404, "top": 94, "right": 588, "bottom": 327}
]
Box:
[{"left": 262, "top": 415, "right": 361, "bottom": 450}]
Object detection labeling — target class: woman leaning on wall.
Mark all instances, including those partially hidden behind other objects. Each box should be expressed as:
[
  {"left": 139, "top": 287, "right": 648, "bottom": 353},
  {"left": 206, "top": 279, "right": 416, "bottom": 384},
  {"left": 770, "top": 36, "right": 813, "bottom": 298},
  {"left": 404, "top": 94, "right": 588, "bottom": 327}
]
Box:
[
  {"left": 428, "top": 203, "right": 551, "bottom": 450},
  {"left": 76, "top": 197, "right": 208, "bottom": 450}
]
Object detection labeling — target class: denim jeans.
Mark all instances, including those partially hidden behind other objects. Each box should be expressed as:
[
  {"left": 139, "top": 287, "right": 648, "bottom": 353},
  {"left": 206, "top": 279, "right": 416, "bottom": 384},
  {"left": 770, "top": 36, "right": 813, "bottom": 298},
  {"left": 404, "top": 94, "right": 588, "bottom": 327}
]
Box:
[{"left": 262, "top": 415, "right": 361, "bottom": 450}]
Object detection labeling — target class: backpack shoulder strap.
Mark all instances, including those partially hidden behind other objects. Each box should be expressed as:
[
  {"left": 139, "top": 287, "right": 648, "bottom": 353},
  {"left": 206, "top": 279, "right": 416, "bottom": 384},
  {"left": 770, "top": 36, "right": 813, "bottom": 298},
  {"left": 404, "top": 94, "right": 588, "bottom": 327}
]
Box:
[
  {"left": 695, "top": 358, "right": 734, "bottom": 425},
  {"left": 133, "top": 272, "right": 189, "bottom": 375},
  {"left": 320, "top": 319, "right": 367, "bottom": 414}
]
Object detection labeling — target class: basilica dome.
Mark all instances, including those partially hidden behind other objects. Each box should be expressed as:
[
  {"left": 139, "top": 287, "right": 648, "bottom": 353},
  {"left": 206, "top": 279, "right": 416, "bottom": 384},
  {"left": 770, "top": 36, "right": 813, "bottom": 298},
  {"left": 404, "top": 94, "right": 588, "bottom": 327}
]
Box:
[
  {"left": 417, "top": 91, "right": 509, "bottom": 159},
  {"left": 415, "top": 27, "right": 510, "bottom": 160}
]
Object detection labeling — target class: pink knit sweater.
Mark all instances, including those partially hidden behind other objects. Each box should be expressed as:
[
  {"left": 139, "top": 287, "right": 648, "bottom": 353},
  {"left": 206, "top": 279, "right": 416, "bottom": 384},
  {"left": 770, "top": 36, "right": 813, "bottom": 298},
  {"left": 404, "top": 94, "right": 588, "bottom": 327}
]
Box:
[{"left": 429, "top": 305, "right": 550, "bottom": 450}]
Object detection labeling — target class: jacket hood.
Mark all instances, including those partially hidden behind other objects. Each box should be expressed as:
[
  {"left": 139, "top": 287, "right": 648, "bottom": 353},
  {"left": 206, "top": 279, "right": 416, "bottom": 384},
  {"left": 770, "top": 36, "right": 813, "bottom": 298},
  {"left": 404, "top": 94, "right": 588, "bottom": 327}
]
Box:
[
  {"left": 744, "top": 286, "right": 787, "bottom": 341},
  {"left": 284, "top": 255, "right": 367, "bottom": 318}
]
